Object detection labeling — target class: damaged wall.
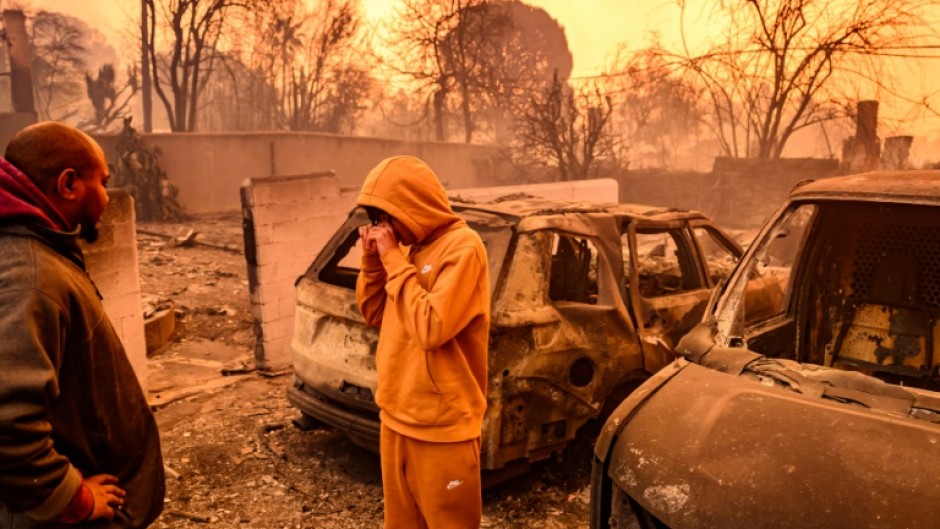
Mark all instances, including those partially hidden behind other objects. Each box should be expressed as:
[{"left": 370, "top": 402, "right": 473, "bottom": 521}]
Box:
[
  {"left": 95, "top": 127, "right": 831, "bottom": 230},
  {"left": 96, "top": 132, "right": 511, "bottom": 216},
  {"left": 241, "top": 172, "right": 355, "bottom": 370},
  {"left": 82, "top": 190, "right": 148, "bottom": 387},
  {"left": 618, "top": 158, "right": 841, "bottom": 229}
]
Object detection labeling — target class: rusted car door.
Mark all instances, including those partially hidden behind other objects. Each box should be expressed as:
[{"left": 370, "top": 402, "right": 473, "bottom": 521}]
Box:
[
  {"left": 625, "top": 220, "right": 715, "bottom": 373},
  {"left": 486, "top": 213, "right": 643, "bottom": 469}
]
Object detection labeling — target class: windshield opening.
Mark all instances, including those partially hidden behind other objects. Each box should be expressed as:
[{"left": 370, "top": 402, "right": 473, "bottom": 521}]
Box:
[{"left": 724, "top": 200, "right": 940, "bottom": 393}]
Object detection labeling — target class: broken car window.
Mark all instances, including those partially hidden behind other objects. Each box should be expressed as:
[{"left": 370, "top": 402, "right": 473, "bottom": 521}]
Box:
[
  {"left": 635, "top": 230, "right": 700, "bottom": 297},
  {"left": 549, "top": 232, "right": 599, "bottom": 305},
  {"left": 318, "top": 229, "right": 363, "bottom": 290},
  {"left": 694, "top": 227, "right": 737, "bottom": 285},
  {"left": 317, "top": 212, "right": 512, "bottom": 294},
  {"left": 743, "top": 204, "right": 817, "bottom": 324}
]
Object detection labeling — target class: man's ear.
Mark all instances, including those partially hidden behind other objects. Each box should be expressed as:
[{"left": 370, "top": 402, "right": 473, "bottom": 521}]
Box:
[{"left": 55, "top": 168, "right": 79, "bottom": 200}]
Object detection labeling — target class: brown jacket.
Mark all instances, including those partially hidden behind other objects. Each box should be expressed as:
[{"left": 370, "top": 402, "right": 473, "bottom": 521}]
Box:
[
  {"left": 356, "top": 156, "right": 490, "bottom": 442},
  {"left": 0, "top": 222, "right": 164, "bottom": 528}
]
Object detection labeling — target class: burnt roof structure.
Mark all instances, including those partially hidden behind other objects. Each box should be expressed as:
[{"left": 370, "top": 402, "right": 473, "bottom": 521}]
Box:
[
  {"left": 451, "top": 195, "right": 710, "bottom": 224},
  {"left": 792, "top": 170, "right": 940, "bottom": 203}
]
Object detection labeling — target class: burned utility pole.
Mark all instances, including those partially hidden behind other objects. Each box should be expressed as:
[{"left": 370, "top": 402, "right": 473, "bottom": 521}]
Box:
[{"left": 141, "top": 0, "right": 152, "bottom": 132}]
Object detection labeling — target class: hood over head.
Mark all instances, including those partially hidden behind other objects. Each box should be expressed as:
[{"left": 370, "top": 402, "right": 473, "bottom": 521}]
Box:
[
  {"left": 356, "top": 156, "right": 460, "bottom": 243},
  {"left": 0, "top": 156, "right": 69, "bottom": 231}
]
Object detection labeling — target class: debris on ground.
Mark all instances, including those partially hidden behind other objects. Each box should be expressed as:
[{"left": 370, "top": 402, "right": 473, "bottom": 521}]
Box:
[
  {"left": 143, "top": 215, "right": 591, "bottom": 528},
  {"left": 139, "top": 226, "right": 244, "bottom": 254}
]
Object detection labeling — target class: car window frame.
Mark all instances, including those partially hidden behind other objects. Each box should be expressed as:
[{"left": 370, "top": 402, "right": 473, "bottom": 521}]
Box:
[
  {"left": 688, "top": 220, "right": 743, "bottom": 288},
  {"left": 541, "top": 229, "right": 616, "bottom": 309},
  {"left": 714, "top": 200, "right": 820, "bottom": 342},
  {"left": 628, "top": 220, "right": 708, "bottom": 300}
]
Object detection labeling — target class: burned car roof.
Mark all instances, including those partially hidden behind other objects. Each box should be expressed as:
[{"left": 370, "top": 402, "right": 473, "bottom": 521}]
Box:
[
  {"left": 450, "top": 195, "right": 710, "bottom": 223},
  {"left": 792, "top": 169, "right": 940, "bottom": 203}
]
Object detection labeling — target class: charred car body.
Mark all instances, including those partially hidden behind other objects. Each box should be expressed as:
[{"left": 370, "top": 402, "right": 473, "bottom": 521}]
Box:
[
  {"left": 288, "top": 197, "right": 746, "bottom": 472},
  {"left": 591, "top": 171, "right": 940, "bottom": 529}
]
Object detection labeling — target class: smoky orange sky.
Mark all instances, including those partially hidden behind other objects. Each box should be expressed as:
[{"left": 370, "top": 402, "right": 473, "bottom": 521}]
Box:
[
  {"left": 31, "top": 0, "right": 670, "bottom": 75},
  {"left": 21, "top": 0, "right": 940, "bottom": 157}
]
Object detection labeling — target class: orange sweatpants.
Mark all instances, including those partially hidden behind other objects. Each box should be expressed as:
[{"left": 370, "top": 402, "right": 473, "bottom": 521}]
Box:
[{"left": 380, "top": 423, "right": 482, "bottom": 529}]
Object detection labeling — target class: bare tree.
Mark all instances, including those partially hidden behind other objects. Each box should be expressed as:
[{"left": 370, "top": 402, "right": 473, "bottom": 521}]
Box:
[
  {"left": 80, "top": 64, "right": 138, "bottom": 133},
  {"left": 211, "top": 0, "right": 371, "bottom": 133},
  {"left": 30, "top": 11, "right": 87, "bottom": 121},
  {"left": 384, "top": 0, "right": 574, "bottom": 144},
  {"left": 462, "top": 1, "right": 572, "bottom": 143},
  {"left": 664, "top": 0, "right": 931, "bottom": 159},
  {"left": 198, "top": 52, "right": 277, "bottom": 131},
  {"left": 143, "top": 0, "right": 243, "bottom": 131},
  {"left": 513, "top": 72, "right": 617, "bottom": 181},
  {"left": 384, "top": 0, "right": 503, "bottom": 142},
  {"left": 279, "top": 0, "right": 370, "bottom": 132},
  {"left": 438, "top": 1, "right": 532, "bottom": 143},
  {"left": 360, "top": 88, "right": 439, "bottom": 141},
  {"left": 603, "top": 46, "right": 703, "bottom": 169},
  {"left": 194, "top": 1, "right": 288, "bottom": 131}
]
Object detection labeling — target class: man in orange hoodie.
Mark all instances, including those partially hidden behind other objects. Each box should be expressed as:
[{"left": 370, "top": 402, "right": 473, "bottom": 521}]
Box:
[{"left": 356, "top": 156, "right": 489, "bottom": 528}]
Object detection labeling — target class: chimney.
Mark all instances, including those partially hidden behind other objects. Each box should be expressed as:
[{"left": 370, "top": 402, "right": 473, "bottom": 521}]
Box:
[
  {"left": 3, "top": 9, "right": 35, "bottom": 115},
  {"left": 842, "top": 100, "right": 880, "bottom": 173}
]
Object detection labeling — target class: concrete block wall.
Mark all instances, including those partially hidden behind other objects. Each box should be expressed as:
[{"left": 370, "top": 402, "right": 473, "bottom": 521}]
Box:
[
  {"left": 95, "top": 132, "right": 513, "bottom": 216},
  {"left": 89, "top": 127, "right": 846, "bottom": 231},
  {"left": 82, "top": 190, "right": 147, "bottom": 388},
  {"left": 616, "top": 158, "right": 841, "bottom": 230},
  {"left": 241, "top": 172, "right": 356, "bottom": 370}
]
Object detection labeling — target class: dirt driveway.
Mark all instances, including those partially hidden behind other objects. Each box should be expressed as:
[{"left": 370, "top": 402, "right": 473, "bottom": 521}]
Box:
[{"left": 140, "top": 215, "right": 593, "bottom": 528}]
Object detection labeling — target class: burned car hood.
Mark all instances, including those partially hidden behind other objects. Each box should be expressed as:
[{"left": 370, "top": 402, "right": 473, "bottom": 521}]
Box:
[
  {"left": 604, "top": 359, "right": 940, "bottom": 529},
  {"left": 674, "top": 324, "right": 940, "bottom": 423},
  {"left": 595, "top": 323, "right": 940, "bottom": 529}
]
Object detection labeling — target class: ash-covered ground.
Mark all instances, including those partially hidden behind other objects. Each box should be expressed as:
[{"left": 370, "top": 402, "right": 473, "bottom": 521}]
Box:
[{"left": 139, "top": 215, "right": 592, "bottom": 528}]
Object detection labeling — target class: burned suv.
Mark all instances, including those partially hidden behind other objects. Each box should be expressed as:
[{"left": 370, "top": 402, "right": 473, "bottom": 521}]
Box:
[
  {"left": 591, "top": 171, "right": 940, "bottom": 529},
  {"left": 288, "top": 196, "right": 746, "bottom": 473}
]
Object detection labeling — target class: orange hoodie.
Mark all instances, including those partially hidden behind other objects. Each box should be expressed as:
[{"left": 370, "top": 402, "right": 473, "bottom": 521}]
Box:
[{"left": 356, "top": 156, "right": 489, "bottom": 443}]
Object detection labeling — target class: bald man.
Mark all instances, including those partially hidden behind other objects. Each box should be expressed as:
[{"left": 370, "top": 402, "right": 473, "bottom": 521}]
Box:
[{"left": 0, "top": 122, "right": 164, "bottom": 528}]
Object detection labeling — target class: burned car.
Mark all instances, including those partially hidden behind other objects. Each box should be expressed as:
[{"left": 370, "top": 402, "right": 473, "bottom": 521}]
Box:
[
  {"left": 288, "top": 196, "right": 747, "bottom": 474},
  {"left": 591, "top": 171, "right": 940, "bottom": 529}
]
